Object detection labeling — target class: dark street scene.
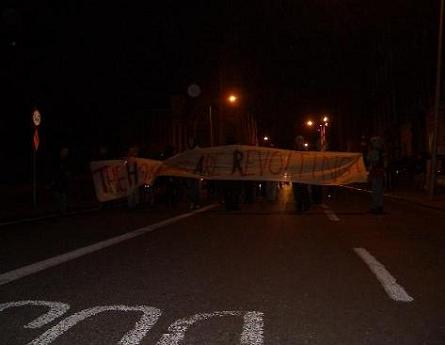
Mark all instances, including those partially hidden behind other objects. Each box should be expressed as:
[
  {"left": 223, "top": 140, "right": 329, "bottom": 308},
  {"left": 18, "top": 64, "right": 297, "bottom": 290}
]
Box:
[{"left": 1, "top": 1, "right": 445, "bottom": 344}]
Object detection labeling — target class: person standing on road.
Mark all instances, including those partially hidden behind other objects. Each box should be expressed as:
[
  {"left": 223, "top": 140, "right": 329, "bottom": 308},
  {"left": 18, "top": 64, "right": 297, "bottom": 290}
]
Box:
[
  {"left": 367, "top": 136, "right": 385, "bottom": 214},
  {"left": 292, "top": 135, "right": 311, "bottom": 213},
  {"left": 51, "top": 146, "right": 72, "bottom": 214},
  {"left": 186, "top": 177, "right": 201, "bottom": 209},
  {"left": 126, "top": 146, "right": 140, "bottom": 209}
]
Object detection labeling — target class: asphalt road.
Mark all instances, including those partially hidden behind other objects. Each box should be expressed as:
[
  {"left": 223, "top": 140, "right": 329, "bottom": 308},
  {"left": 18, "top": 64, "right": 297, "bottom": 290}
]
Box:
[{"left": 1, "top": 185, "right": 444, "bottom": 345}]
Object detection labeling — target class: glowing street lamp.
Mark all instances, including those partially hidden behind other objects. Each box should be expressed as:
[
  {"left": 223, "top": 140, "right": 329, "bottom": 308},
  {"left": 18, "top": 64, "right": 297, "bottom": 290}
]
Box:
[
  {"left": 263, "top": 136, "right": 269, "bottom": 141},
  {"left": 227, "top": 94, "right": 238, "bottom": 104},
  {"left": 304, "top": 115, "right": 331, "bottom": 151}
]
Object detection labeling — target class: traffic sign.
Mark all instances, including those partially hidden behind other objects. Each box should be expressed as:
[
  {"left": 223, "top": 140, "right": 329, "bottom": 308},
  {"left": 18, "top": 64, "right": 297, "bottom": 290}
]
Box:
[{"left": 33, "top": 129, "right": 39, "bottom": 151}]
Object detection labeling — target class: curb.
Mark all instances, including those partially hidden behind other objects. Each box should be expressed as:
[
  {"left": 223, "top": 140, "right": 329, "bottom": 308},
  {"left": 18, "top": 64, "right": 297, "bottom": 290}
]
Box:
[
  {"left": 339, "top": 185, "right": 445, "bottom": 212},
  {"left": 0, "top": 207, "right": 103, "bottom": 227}
]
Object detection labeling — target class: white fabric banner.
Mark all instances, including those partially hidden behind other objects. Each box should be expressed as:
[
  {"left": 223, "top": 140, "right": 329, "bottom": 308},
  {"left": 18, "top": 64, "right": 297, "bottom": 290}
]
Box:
[
  {"left": 90, "top": 158, "right": 162, "bottom": 202},
  {"left": 90, "top": 145, "right": 367, "bottom": 202}
]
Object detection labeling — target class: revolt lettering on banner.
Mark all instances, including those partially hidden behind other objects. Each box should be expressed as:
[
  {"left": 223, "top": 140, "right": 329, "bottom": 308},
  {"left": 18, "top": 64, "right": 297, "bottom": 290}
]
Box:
[{"left": 90, "top": 145, "right": 368, "bottom": 202}]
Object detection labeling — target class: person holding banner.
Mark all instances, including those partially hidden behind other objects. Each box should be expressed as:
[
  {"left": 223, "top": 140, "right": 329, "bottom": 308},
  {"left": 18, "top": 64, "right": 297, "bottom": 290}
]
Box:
[
  {"left": 126, "top": 146, "right": 140, "bottom": 209},
  {"left": 367, "top": 136, "right": 385, "bottom": 214},
  {"left": 292, "top": 136, "right": 311, "bottom": 213}
]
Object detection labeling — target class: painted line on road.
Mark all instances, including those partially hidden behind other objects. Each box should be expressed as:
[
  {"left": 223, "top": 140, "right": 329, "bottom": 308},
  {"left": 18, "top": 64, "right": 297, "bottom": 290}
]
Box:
[
  {"left": 320, "top": 204, "right": 340, "bottom": 221},
  {"left": 0, "top": 205, "right": 217, "bottom": 286},
  {"left": 353, "top": 248, "right": 414, "bottom": 302}
]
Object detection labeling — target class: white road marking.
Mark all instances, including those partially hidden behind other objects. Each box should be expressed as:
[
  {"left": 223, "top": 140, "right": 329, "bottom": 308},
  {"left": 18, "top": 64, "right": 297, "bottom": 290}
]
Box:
[
  {"left": 0, "top": 205, "right": 217, "bottom": 286},
  {"left": 0, "top": 300, "right": 70, "bottom": 329},
  {"left": 320, "top": 204, "right": 340, "bottom": 221},
  {"left": 354, "top": 248, "right": 414, "bottom": 302},
  {"left": 156, "top": 311, "right": 264, "bottom": 345},
  {"left": 240, "top": 312, "right": 264, "bottom": 345},
  {"left": 28, "top": 305, "right": 162, "bottom": 345}
]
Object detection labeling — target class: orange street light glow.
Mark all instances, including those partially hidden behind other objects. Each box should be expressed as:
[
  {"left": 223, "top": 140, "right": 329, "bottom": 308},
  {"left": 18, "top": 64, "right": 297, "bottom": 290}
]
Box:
[
  {"left": 323, "top": 116, "right": 329, "bottom": 122},
  {"left": 228, "top": 94, "right": 238, "bottom": 103},
  {"left": 306, "top": 120, "right": 313, "bottom": 127}
]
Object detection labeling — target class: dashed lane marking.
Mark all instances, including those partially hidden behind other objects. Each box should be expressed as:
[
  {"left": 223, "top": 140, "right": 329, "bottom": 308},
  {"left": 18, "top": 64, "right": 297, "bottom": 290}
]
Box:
[
  {"left": 0, "top": 205, "right": 217, "bottom": 286},
  {"left": 354, "top": 248, "right": 414, "bottom": 302},
  {"left": 320, "top": 204, "right": 340, "bottom": 221}
]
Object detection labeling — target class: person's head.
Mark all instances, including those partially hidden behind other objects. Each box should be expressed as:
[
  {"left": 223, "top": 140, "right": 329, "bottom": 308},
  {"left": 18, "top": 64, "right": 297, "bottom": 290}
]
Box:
[
  {"left": 60, "top": 147, "right": 69, "bottom": 159},
  {"left": 370, "top": 136, "right": 383, "bottom": 150},
  {"left": 294, "top": 135, "right": 305, "bottom": 149},
  {"left": 128, "top": 145, "right": 139, "bottom": 157}
]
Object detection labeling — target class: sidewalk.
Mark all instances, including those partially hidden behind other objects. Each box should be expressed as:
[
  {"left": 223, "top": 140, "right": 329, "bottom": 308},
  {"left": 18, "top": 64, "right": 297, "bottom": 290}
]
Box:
[
  {"left": 0, "top": 180, "right": 214, "bottom": 226},
  {"left": 0, "top": 179, "right": 100, "bottom": 225},
  {"left": 384, "top": 187, "right": 445, "bottom": 212},
  {"left": 343, "top": 184, "right": 445, "bottom": 212}
]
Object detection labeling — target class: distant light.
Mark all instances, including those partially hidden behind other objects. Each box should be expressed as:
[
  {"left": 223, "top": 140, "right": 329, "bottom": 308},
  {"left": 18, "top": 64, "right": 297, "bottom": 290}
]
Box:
[
  {"left": 304, "top": 143, "right": 309, "bottom": 148},
  {"left": 324, "top": 122, "right": 329, "bottom": 126},
  {"left": 323, "top": 116, "right": 329, "bottom": 122},
  {"left": 263, "top": 136, "right": 269, "bottom": 141},
  {"left": 228, "top": 94, "right": 238, "bottom": 103},
  {"left": 306, "top": 120, "right": 313, "bottom": 127}
]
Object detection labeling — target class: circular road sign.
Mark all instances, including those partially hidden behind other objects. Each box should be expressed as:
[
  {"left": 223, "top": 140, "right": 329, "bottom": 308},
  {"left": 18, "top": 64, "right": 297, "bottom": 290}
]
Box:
[
  {"left": 187, "top": 84, "right": 201, "bottom": 98},
  {"left": 32, "top": 109, "right": 41, "bottom": 127}
]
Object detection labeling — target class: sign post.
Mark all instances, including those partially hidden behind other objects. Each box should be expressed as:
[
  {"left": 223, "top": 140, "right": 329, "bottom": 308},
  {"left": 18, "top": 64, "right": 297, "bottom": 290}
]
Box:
[{"left": 32, "top": 109, "right": 41, "bottom": 207}]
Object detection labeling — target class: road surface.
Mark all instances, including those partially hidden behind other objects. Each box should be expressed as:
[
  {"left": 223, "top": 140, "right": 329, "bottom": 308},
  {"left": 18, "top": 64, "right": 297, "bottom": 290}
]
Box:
[{"left": 1, "top": 185, "right": 444, "bottom": 344}]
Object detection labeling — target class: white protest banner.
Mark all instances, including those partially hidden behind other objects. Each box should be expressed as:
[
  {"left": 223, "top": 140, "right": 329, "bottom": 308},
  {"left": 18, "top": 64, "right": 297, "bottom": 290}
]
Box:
[
  {"left": 90, "top": 145, "right": 367, "bottom": 202},
  {"left": 90, "top": 158, "right": 162, "bottom": 202},
  {"left": 162, "top": 145, "right": 367, "bottom": 185}
]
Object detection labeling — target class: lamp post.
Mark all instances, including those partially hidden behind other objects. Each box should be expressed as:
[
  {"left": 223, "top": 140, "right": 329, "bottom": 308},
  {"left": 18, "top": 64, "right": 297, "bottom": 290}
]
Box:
[
  {"left": 32, "top": 108, "right": 42, "bottom": 207},
  {"left": 188, "top": 85, "right": 239, "bottom": 147},
  {"left": 306, "top": 115, "right": 330, "bottom": 151},
  {"left": 209, "top": 105, "right": 214, "bottom": 146},
  {"left": 430, "top": 0, "right": 444, "bottom": 199}
]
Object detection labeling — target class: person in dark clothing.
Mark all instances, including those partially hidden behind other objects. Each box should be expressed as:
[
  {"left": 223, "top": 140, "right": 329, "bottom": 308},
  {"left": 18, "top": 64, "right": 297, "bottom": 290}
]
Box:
[
  {"left": 292, "top": 136, "right": 311, "bottom": 212},
  {"left": 311, "top": 184, "right": 323, "bottom": 205},
  {"left": 52, "top": 147, "right": 72, "bottom": 214},
  {"left": 186, "top": 177, "right": 200, "bottom": 209},
  {"left": 367, "top": 136, "right": 385, "bottom": 214},
  {"left": 223, "top": 180, "right": 242, "bottom": 210}
]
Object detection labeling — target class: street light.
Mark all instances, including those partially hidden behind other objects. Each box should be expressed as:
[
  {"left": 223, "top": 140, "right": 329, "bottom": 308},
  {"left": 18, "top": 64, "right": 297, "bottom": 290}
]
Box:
[
  {"left": 210, "top": 92, "right": 240, "bottom": 146},
  {"left": 187, "top": 84, "right": 241, "bottom": 147},
  {"left": 430, "top": 0, "right": 444, "bottom": 198},
  {"left": 263, "top": 136, "right": 269, "bottom": 141},
  {"left": 305, "top": 115, "right": 331, "bottom": 151},
  {"left": 228, "top": 94, "right": 238, "bottom": 104}
]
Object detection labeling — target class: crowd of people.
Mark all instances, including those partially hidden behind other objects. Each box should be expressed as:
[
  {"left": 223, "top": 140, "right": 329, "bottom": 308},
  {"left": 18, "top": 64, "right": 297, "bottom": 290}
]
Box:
[{"left": 44, "top": 135, "right": 433, "bottom": 216}]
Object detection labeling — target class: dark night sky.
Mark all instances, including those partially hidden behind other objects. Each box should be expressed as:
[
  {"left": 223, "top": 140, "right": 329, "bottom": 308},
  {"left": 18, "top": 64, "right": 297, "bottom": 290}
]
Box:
[{"left": 0, "top": 0, "right": 439, "bottom": 179}]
